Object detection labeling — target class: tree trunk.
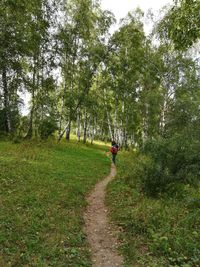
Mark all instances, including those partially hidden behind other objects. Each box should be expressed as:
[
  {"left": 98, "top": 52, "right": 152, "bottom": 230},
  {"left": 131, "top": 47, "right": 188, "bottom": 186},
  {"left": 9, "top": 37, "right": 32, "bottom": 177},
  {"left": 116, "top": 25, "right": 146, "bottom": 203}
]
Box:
[
  {"left": 58, "top": 95, "right": 63, "bottom": 136},
  {"left": 106, "top": 110, "right": 114, "bottom": 141},
  {"left": 76, "top": 108, "right": 81, "bottom": 142},
  {"left": 57, "top": 121, "right": 69, "bottom": 142},
  {"left": 90, "top": 118, "right": 96, "bottom": 145},
  {"left": 123, "top": 128, "right": 128, "bottom": 149},
  {"left": 25, "top": 107, "right": 33, "bottom": 139},
  {"left": 160, "top": 95, "right": 168, "bottom": 135},
  {"left": 25, "top": 59, "right": 36, "bottom": 139},
  {"left": 83, "top": 110, "right": 88, "bottom": 144},
  {"left": 66, "top": 119, "right": 71, "bottom": 141},
  {"left": 99, "top": 120, "right": 104, "bottom": 140},
  {"left": 2, "top": 67, "right": 11, "bottom": 133},
  {"left": 114, "top": 93, "right": 119, "bottom": 140}
]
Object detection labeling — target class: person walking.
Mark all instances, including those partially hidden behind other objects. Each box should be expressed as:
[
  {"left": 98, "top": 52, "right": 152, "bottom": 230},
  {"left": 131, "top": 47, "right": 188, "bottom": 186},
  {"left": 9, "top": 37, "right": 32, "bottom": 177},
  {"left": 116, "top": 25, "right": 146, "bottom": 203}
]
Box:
[{"left": 110, "top": 140, "right": 119, "bottom": 165}]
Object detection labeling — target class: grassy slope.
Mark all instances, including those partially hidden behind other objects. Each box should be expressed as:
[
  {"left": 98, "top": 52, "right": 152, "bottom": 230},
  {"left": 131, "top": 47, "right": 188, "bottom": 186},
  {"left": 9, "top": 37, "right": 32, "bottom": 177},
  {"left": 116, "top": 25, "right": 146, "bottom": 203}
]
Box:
[
  {"left": 0, "top": 140, "right": 110, "bottom": 267},
  {"left": 106, "top": 151, "right": 200, "bottom": 267}
]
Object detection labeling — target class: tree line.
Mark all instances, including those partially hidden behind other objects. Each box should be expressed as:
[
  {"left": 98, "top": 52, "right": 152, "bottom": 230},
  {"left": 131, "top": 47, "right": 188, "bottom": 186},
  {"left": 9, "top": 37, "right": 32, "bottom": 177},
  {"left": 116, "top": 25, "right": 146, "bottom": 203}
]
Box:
[{"left": 0, "top": 0, "right": 199, "bottom": 149}]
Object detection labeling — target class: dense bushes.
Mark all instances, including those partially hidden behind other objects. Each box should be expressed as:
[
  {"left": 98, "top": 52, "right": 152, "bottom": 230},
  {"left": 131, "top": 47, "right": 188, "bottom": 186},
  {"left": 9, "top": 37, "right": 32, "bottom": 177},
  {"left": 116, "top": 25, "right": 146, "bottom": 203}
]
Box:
[
  {"left": 38, "top": 118, "right": 58, "bottom": 139},
  {"left": 0, "top": 109, "right": 20, "bottom": 135},
  {"left": 132, "top": 135, "right": 200, "bottom": 197}
]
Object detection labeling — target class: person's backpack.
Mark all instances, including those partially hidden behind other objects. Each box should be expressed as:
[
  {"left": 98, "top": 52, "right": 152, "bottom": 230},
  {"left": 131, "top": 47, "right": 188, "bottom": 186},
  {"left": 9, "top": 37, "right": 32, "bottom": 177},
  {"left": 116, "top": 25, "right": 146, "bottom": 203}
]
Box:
[{"left": 110, "top": 146, "right": 118, "bottom": 154}]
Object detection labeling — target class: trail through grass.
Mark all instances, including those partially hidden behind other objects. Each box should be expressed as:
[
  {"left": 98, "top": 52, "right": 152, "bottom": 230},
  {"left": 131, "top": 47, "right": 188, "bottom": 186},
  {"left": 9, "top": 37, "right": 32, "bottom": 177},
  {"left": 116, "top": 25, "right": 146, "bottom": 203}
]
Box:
[{"left": 0, "top": 140, "right": 110, "bottom": 266}]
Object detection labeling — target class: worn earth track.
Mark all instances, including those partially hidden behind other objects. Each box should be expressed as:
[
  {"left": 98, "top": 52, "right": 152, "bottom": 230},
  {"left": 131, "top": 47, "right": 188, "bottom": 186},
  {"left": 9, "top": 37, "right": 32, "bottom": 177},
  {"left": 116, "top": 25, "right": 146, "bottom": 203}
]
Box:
[{"left": 84, "top": 163, "right": 123, "bottom": 267}]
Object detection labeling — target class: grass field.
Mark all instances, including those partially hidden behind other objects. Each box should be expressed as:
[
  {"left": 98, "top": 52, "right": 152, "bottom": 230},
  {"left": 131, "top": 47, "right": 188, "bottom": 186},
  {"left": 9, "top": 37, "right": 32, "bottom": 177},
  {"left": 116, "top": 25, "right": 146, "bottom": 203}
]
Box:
[
  {"left": 106, "top": 151, "right": 200, "bottom": 267},
  {"left": 0, "top": 139, "right": 110, "bottom": 266}
]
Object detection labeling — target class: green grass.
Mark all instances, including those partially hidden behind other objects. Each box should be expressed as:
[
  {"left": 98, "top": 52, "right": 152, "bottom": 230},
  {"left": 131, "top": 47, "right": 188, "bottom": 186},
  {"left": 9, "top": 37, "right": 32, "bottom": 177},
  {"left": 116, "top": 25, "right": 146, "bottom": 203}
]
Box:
[
  {"left": 0, "top": 139, "right": 110, "bottom": 266},
  {"left": 106, "top": 151, "right": 200, "bottom": 267}
]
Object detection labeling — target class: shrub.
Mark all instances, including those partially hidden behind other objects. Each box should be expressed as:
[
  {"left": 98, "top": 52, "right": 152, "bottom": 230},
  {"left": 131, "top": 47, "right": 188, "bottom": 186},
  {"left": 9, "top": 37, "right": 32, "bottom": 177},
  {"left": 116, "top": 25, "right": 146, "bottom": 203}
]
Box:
[
  {"left": 0, "top": 109, "right": 7, "bottom": 132},
  {"left": 38, "top": 118, "right": 58, "bottom": 139},
  {"left": 133, "top": 134, "right": 200, "bottom": 197}
]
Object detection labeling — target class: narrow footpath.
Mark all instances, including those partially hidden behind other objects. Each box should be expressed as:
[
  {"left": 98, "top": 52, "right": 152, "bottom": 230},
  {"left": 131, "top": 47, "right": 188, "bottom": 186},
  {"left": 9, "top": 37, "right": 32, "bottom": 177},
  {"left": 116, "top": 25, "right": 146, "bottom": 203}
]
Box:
[{"left": 84, "top": 163, "right": 123, "bottom": 267}]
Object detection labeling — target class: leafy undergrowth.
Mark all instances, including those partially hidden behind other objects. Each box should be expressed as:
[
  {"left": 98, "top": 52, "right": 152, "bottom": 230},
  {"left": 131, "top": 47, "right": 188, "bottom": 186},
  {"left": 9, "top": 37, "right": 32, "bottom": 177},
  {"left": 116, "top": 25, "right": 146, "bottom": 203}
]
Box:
[
  {"left": 106, "top": 151, "right": 200, "bottom": 267},
  {"left": 0, "top": 139, "right": 110, "bottom": 266}
]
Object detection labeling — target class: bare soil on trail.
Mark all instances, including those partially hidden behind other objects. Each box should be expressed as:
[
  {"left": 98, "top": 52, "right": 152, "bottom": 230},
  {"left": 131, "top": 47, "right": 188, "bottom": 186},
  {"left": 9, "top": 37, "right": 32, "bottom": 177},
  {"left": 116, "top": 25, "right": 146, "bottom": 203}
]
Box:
[{"left": 84, "top": 163, "right": 123, "bottom": 267}]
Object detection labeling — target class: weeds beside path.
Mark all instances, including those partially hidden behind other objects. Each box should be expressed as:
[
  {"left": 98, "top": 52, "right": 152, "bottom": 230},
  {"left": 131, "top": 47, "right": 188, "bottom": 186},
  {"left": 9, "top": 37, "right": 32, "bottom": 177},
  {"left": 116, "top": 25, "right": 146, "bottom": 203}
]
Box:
[{"left": 106, "top": 151, "right": 200, "bottom": 267}]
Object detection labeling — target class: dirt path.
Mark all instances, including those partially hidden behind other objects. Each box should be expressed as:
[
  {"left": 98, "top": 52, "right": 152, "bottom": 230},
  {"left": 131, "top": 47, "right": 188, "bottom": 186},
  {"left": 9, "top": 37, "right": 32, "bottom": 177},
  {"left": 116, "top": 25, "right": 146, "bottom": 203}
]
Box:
[{"left": 84, "top": 163, "right": 123, "bottom": 267}]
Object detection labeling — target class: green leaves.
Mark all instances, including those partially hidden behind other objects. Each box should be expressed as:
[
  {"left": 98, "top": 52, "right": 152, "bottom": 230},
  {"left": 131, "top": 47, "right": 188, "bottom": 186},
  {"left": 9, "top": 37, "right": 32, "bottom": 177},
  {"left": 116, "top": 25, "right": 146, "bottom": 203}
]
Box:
[{"left": 158, "top": 0, "right": 200, "bottom": 50}]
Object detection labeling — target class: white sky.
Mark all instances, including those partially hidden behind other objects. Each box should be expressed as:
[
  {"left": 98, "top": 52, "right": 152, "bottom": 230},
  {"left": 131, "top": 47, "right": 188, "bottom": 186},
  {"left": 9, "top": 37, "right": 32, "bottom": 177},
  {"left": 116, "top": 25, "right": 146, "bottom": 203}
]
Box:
[
  {"left": 101, "top": 0, "right": 173, "bottom": 20},
  {"left": 101, "top": 0, "right": 173, "bottom": 34}
]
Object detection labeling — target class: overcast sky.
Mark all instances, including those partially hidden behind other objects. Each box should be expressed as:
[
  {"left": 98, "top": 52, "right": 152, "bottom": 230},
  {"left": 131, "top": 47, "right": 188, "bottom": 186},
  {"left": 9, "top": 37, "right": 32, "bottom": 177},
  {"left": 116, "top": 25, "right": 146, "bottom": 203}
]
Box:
[
  {"left": 100, "top": 0, "right": 174, "bottom": 34},
  {"left": 101, "top": 0, "right": 173, "bottom": 21}
]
